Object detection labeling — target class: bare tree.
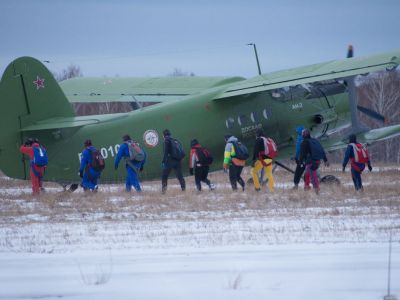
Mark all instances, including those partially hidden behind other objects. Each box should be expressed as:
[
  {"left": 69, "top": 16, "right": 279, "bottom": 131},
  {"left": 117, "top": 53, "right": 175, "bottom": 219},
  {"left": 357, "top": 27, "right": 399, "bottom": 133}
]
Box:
[
  {"left": 168, "top": 68, "right": 195, "bottom": 77},
  {"left": 357, "top": 69, "right": 400, "bottom": 162},
  {"left": 53, "top": 64, "right": 83, "bottom": 82}
]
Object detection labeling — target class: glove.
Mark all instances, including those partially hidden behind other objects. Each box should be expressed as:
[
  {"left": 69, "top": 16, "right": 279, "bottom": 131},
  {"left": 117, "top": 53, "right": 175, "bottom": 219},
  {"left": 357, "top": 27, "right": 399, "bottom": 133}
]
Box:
[
  {"left": 189, "top": 168, "right": 193, "bottom": 175},
  {"left": 342, "top": 166, "right": 345, "bottom": 173},
  {"left": 79, "top": 171, "right": 83, "bottom": 178},
  {"left": 140, "top": 166, "right": 143, "bottom": 172},
  {"left": 324, "top": 161, "right": 330, "bottom": 167},
  {"left": 368, "top": 165, "right": 372, "bottom": 172}
]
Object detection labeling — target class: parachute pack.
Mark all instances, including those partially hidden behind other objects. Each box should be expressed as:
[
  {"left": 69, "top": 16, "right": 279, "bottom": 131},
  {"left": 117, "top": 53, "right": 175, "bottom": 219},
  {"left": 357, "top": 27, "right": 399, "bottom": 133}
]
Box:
[
  {"left": 32, "top": 146, "right": 48, "bottom": 167},
  {"left": 196, "top": 147, "right": 213, "bottom": 165},
  {"left": 351, "top": 143, "right": 369, "bottom": 163},
  {"left": 90, "top": 149, "right": 105, "bottom": 172},
  {"left": 127, "top": 141, "right": 145, "bottom": 162},
  {"left": 170, "top": 138, "right": 185, "bottom": 160},
  {"left": 261, "top": 137, "right": 278, "bottom": 159},
  {"left": 308, "top": 138, "right": 325, "bottom": 161},
  {"left": 232, "top": 141, "right": 249, "bottom": 160}
]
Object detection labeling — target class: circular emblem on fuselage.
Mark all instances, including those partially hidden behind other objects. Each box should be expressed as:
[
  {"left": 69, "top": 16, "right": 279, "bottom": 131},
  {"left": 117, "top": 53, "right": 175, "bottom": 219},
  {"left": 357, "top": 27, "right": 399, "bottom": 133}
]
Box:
[{"left": 143, "top": 130, "right": 159, "bottom": 148}]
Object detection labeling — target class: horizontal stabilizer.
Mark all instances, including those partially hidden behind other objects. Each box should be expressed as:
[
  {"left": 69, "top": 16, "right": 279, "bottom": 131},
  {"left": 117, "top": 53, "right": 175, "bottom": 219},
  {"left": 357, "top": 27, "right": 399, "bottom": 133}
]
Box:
[{"left": 20, "top": 114, "right": 128, "bottom": 131}]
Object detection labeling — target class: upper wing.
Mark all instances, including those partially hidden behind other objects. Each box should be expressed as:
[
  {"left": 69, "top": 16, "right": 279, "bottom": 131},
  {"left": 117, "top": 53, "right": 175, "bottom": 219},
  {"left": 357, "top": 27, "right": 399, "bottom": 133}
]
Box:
[{"left": 214, "top": 50, "right": 400, "bottom": 100}]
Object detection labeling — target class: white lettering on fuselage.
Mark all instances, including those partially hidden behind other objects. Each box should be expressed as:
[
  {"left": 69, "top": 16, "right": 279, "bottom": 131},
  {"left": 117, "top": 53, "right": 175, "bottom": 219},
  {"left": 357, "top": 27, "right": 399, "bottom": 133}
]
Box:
[
  {"left": 292, "top": 102, "right": 303, "bottom": 110},
  {"left": 241, "top": 123, "right": 263, "bottom": 138},
  {"left": 78, "top": 144, "right": 120, "bottom": 162}
]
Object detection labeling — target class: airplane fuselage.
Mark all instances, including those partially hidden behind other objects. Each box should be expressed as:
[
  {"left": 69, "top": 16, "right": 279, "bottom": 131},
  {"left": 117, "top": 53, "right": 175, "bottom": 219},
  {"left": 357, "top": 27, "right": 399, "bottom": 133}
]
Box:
[{"left": 34, "top": 85, "right": 350, "bottom": 183}]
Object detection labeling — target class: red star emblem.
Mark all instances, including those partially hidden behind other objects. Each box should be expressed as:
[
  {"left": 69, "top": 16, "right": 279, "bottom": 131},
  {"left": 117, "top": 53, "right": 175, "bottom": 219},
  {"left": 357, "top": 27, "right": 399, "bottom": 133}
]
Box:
[{"left": 33, "top": 76, "right": 45, "bottom": 90}]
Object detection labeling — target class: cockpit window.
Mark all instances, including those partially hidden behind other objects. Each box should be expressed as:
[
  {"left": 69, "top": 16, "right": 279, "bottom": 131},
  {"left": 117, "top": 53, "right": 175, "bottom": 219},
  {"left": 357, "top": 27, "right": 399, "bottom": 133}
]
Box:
[{"left": 305, "top": 80, "right": 347, "bottom": 98}]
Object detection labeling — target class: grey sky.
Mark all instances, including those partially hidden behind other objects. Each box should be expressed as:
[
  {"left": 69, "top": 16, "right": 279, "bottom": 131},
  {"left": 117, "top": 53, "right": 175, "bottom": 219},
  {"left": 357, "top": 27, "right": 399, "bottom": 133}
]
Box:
[{"left": 1, "top": 0, "right": 399, "bottom": 78}]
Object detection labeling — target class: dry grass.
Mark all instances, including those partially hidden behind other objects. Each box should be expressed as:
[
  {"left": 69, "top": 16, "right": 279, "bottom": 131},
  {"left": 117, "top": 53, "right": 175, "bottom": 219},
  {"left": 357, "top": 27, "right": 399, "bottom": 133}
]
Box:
[{"left": 1, "top": 165, "right": 399, "bottom": 225}]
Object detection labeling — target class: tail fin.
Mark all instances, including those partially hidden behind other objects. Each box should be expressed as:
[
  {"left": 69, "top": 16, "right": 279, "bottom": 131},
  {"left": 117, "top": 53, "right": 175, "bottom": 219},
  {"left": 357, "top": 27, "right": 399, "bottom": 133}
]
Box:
[{"left": 0, "top": 57, "right": 75, "bottom": 179}]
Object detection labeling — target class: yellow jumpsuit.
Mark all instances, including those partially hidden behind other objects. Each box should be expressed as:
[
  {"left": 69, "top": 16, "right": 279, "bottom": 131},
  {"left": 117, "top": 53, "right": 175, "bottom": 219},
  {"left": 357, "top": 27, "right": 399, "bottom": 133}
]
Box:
[{"left": 251, "top": 158, "right": 274, "bottom": 192}]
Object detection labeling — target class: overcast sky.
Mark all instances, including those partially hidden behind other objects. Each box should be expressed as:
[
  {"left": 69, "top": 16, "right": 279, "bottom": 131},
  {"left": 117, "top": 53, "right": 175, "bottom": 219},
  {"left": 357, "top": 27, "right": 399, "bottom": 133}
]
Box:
[{"left": 1, "top": 0, "right": 400, "bottom": 78}]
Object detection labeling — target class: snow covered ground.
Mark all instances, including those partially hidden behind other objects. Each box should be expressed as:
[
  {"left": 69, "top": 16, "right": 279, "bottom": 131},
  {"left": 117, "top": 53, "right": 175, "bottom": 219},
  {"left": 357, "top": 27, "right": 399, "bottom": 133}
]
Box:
[
  {"left": 0, "top": 244, "right": 398, "bottom": 300},
  {"left": 0, "top": 166, "right": 399, "bottom": 299}
]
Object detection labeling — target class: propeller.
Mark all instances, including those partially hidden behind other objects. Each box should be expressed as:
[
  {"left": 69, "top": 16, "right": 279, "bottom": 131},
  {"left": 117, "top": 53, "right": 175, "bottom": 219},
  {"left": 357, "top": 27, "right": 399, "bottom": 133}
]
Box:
[{"left": 357, "top": 105, "right": 385, "bottom": 123}]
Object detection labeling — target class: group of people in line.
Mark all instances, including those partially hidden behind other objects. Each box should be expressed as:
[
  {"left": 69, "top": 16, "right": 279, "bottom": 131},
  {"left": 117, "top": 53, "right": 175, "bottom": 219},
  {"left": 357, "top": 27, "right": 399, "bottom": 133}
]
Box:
[{"left": 19, "top": 126, "right": 373, "bottom": 195}]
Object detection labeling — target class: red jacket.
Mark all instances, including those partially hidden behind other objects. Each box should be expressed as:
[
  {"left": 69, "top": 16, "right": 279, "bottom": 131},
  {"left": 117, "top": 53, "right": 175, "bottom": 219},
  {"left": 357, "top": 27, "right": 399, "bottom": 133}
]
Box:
[
  {"left": 20, "top": 143, "right": 39, "bottom": 159},
  {"left": 20, "top": 143, "right": 45, "bottom": 175}
]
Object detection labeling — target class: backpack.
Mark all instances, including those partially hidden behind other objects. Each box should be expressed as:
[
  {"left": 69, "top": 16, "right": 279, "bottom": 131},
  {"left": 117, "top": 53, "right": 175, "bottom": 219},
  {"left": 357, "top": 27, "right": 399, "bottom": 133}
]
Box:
[
  {"left": 261, "top": 137, "right": 278, "bottom": 159},
  {"left": 351, "top": 143, "right": 369, "bottom": 164},
  {"left": 90, "top": 149, "right": 105, "bottom": 172},
  {"left": 127, "top": 141, "right": 145, "bottom": 162},
  {"left": 308, "top": 138, "right": 325, "bottom": 161},
  {"left": 169, "top": 138, "right": 185, "bottom": 160},
  {"left": 232, "top": 141, "right": 249, "bottom": 160},
  {"left": 32, "top": 146, "right": 48, "bottom": 167},
  {"left": 196, "top": 147, "right": 213, "bottom": 165}
]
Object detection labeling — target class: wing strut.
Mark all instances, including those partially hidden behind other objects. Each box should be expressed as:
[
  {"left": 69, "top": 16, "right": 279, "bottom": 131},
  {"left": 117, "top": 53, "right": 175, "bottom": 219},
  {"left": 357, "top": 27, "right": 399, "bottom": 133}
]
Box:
[{"left": 346, "top": 76, "right": 369, "bottom": 134}]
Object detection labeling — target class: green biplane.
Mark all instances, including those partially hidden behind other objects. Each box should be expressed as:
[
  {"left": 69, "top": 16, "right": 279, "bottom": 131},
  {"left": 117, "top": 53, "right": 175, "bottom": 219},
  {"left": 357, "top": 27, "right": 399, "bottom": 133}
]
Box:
[{"left": 1, "top": 50, "right": 400, "bottom": 186}]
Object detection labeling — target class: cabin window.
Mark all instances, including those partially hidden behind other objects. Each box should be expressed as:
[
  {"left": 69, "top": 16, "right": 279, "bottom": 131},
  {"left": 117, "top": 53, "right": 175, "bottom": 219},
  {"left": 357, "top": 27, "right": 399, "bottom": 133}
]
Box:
[
  {"left": 225, "top": 117, "right": 235, "bottom": 129},
  {"left": 263, "top": 108, "right": 271, "bottom": 120},
  {"left": 237, "top": 114, "right": 248, "bottom": 126},
  {"left": 250, "top": 111, "right": 261, "bottom": 123}
]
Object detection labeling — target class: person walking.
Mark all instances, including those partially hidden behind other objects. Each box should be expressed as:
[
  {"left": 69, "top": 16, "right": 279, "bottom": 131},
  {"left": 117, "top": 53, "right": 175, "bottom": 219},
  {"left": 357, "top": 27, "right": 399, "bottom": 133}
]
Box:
[
  {"left": 19, "top": 138, "right": 48, "bottom": 194},
  {"left": 189, "top": 138, "right": 215, "bottom": 191},
  {"left": 161, "top": 129, "right": 186, "bottom": 194},
  {"left": 223, "top": 135, "right": 247, "bottom": 191},
  {"left": 342, "top": 134, "right": 372, "bottom": 191},
  {"left": 114, "top": 134, "right": 147, "bottom": 192},
  {"left": 293, "top": 126, "right": 306, "bottom": 189},
  {"left": 115, "top": 134, "right": 146, "bottom": 192},
  {"left": 250, "top": 129, "right": 276, "bottom": 192},
  {"left": 79, "top": 139, "right": 103, "bottom": 192},
  {"left": 298, "top": 129, "right": 329, "bottom": 194}
]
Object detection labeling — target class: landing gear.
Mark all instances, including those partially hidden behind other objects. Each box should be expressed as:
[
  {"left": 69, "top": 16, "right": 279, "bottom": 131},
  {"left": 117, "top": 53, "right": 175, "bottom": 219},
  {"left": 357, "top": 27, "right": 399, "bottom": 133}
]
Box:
[{"left": 60, "top": 183, "right": 79, "bottom": 192}]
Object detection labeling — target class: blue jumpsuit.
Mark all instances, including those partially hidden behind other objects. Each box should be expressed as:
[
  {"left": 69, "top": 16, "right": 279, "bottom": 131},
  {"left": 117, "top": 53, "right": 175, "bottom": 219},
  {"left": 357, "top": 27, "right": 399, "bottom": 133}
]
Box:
[
  {"left": 115, "top": 142, "right": 146, "bottom": 192},
  {"left": 79, "top": 146, "right": 101, "bottom": 190}
]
